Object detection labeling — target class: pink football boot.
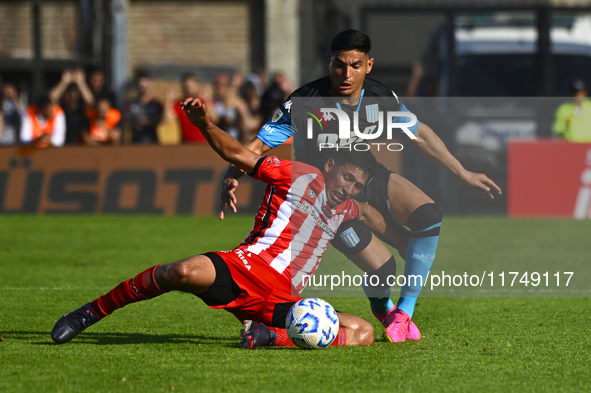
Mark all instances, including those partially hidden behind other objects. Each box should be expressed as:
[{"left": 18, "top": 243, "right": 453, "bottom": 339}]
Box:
[{"left": 374, "top": 307, "right": 421, "bottom": 342}]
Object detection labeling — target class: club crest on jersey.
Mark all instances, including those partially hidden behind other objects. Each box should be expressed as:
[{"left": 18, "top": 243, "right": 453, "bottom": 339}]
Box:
[
  {"left": 272, "top": 109, "right": 283, "bottom": 122},
  {"left": 340, "top": 227, "right": 360, "bottom": 248},
  {"left": 366, "top": 104, "right": 379, "bottom": 123},
  {"left": 308, "top": 189, "right": 316, "bottom": 198}
]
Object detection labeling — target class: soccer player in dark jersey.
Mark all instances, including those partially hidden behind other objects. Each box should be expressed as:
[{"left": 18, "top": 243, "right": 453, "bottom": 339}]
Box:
[
  {"left": 220, "top": 30, "right": 502, "bottom": 343},
  {"left": 51, "top": 97, "right": 401, "bottom": 348}
]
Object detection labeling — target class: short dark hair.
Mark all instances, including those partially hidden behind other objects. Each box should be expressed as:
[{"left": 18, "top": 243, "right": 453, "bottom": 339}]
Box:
[
  {"left": 328, "top": 150, "right": 377, "bottom": 180},
  {"left": 97, "top": 96, "right": 112, "bottom": 107},
  {"left": 65, "top": 83, "right": 80, "bottom": 93},
  {"left": 36, "top": 95, "right": 52, "bottom": 108},
  {"left": 331, "top": 29, "right": 372, "bottom": 55},
  {"left": 135, "top": 70, "right": 151, "bottom": 81},
  {"left": 89, "top": 67, "right": 105, "bottom": 76},
  {"left": 571, "top": 79, "right": 586, "bottom": 95},
  {"left": 181, "top": 73, "right": 197, "bottom": 83}
]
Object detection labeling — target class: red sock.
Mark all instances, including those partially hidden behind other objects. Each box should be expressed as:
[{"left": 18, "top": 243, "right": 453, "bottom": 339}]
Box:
[
  {"left": 330, "top": 327, "right": 347, "bottom": 346},
  {"left": 268, "top": 327, "right": 296, "bottom": 346},
  {"left": 90, "top": 265, "right": 168, "bottom": 319},
  {"left": 268, "top": 326, "right": 347, "bottom": 347}
]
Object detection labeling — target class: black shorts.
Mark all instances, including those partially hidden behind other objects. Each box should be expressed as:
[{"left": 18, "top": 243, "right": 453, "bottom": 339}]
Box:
[
  {"left": 196, "top": 251, "right": 298, "bottom": 328},
  {"left": 354, "top": 162, "right": 393, "bottom": 219}
]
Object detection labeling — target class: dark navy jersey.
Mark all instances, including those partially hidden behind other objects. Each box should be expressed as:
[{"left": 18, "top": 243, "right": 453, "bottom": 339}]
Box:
[{"left": 257, "top": 76, "right": 418, "bottom": 167}]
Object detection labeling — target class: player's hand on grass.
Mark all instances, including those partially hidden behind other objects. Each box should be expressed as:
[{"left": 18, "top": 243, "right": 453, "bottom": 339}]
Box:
[
  {"left": 461, "top": 170, "right": 502, "bottom": 199},
  {"left": 181, "top": 97, "right": 211, "bottom": 129},
  {"left": 219, "top": 177, "right": 239, "bottom": 220}
]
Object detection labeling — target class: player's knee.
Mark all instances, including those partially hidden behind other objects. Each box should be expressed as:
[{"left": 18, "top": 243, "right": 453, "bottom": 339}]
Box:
[
  {"left": 406, "top": 203, "right": 442, "bottom": 231},
  {"left": 341, "top": 315, "right": 374, "bottom": 346},
  {"left": 332, "top": 220, "right": 373, "bottom": 256},
  {"left": 170, "top": 258, "right": 200, "bottom": 286},
  {"left": 354, "top": 319, "right": 375, "bottom": 346}
]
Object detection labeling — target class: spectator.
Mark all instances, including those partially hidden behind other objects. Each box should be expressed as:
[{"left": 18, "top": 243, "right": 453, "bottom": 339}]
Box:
[
  {"left": 260, "top": 72, "right": 291, "bottom": 121},
  {"left": 88, "top": 68, "right": 115, "bottom": 106},
  {"left": 255, "top": 68, "right": 268, "bottom": 91},
  {"left": 554, "top": 80, "right": 591, "bottom": 143},
  {"left": 230, "top": 70, "right": 244, "bottom": 93},
  {"left": 50, "top": 68, "right": 94, "bottom": 108},
  {"left": 212, "top": 73, "right": 255, "bottom": 142},
  {"left": 124, "top": 74, "right": 163, "bottom": 144},
  {"left": 83, "top": 97, "right": 121, "bottom": 146},
  {"left": 164, "top": 73, "right": 209, "bottom": 143},
  {"left": 50, "top": 76, "right": 90, "bottom": 145},
  {"left": 21, "top": 95, "right": 66, "bottom": 148},
  {"left": 240, "top": 79, "right": 264, "bottom": 136},
  {"left": 1, "top": 83, "right": 24, "bottom": 146},
  {"left": 212, "top": 73, "right": 240, "bottom": 140},
  {"left": 406, "top": 61, "right": 440, "bottom": 98}
]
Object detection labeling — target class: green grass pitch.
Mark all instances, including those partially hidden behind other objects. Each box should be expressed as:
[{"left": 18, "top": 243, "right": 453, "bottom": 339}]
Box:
[{"left": 1, "top": 215, "right": 590, "bottom": 392}]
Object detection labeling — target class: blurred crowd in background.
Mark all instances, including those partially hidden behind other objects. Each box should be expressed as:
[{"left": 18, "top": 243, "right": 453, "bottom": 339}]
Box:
[
  {"left": 1, "top": 61, "right": 590, "bottom": 148},
  {"left": 0, "top": 68, "right": 292, "bottom": 148}
]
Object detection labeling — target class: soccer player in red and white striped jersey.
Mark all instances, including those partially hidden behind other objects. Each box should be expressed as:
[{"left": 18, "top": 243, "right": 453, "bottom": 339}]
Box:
[{"left": 51, "top": 98, "right": 397, "bottom": 347}]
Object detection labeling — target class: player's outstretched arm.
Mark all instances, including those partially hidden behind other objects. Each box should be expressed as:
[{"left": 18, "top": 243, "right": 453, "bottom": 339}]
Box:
[
  {"left": 411, "top": 122, "right": 503, "bottom": 199},
  {"left": 181, "top": 98, "right": 260, "bottom": 174},
  {"left": 219, "top": 137, "right": 273, "bottom": 219}
]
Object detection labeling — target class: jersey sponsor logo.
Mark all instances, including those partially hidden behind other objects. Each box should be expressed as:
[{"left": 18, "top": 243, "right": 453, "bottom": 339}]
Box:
[
  {"left": 296, "top": 200, "right": 335, "bottom": 237},
  {"left": 272, "top": 109, "right": 283, "bottom": 122},
  {"left": 234, "top": 249, "right": 252, "bottom": 270},
  {"left": 339, "top": 227, "right": 360, "bottom": 248}
]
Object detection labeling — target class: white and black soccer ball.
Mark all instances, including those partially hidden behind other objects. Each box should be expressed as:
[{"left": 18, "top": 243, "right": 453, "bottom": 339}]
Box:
[{"left": 285, "top": 298, "right": 339, "bottom": 349}]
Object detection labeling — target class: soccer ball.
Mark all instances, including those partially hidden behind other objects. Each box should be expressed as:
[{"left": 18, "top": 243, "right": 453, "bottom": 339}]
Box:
[{"left": 285, "top": 298, "right": 339, "bottom": 349}]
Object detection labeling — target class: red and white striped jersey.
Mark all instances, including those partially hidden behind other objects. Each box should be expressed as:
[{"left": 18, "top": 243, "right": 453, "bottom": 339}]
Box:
[{"left": 237, "top": 156, "right": 358, "bottom": 293}]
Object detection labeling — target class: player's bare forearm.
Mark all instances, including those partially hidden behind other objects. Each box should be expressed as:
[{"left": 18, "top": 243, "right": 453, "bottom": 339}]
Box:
[
  {"left": 218, "top": 136, "right": 273, "bottom": 219},
  {"left": 224, "top": 137, "right": 272, "bottom": 178},
  {"left": 411, "top": 122, "right": 502, "bottom": 199},
  {"left": 182, "top": 98, "right": 260, "bottom": 174},
  {"left": 410, "top": 122, "right": 465, "bottom": 180}
]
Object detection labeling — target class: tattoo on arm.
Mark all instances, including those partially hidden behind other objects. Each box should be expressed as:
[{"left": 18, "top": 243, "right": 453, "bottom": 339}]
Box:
[
  {"left": 154, "top": 264, "right": 175, "bottom": 291},
  {"left": 370, "top": 220, "right": 385, "bottom": 230}
]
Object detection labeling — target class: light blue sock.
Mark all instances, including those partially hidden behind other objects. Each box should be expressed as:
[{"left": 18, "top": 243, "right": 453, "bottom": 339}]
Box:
[{"left": 398, "top": 225, "right": 440, "bottom": 317}]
